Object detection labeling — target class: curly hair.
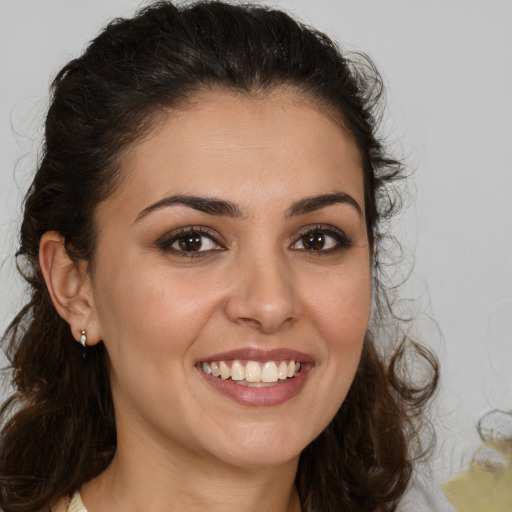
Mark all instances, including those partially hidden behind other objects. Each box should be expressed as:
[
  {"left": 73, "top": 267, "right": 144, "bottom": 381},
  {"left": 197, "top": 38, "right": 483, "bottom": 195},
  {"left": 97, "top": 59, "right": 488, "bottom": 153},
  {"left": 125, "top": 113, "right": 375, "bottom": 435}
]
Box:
[{"left": 0, "top": 2, "right": 438, "bottom": 511}]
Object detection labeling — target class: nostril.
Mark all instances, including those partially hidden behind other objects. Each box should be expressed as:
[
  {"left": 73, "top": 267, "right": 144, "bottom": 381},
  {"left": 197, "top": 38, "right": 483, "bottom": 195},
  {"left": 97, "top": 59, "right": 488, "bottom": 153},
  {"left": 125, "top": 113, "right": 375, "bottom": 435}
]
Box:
[
  {"left": 236, "top": 317, "right": 263, "bottom": 328},
  {"left": 234, "top": 314, "right": 295, "bottom": 334}
]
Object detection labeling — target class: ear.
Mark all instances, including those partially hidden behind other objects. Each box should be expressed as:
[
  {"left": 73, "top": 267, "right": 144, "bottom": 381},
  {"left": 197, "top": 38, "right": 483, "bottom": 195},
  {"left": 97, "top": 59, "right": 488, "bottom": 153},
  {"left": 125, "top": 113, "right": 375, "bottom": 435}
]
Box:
[{"left": 39, "top": 231, "right": 102, "bottom": 346}]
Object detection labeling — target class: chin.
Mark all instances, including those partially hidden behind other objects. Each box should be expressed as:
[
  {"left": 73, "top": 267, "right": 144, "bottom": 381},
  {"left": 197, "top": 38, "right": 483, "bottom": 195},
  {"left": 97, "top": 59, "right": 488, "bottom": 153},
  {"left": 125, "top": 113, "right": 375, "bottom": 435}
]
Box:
[
  {"left": 215, "top": 446, "right": 302, "bottom": 470},
  {"left": 200, "top": 422, "right": 312, "bottom": 470}
]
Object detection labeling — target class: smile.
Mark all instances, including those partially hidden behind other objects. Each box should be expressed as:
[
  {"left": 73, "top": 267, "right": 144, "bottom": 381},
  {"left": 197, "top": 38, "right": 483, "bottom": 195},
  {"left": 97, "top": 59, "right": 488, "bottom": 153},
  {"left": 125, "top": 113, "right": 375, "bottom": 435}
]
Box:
[
  {"left": 197, "top": 350, "right": 312, "bottom": 406},
  {"left": 201, "top": 359, "right": 301, "bottom": 387}
]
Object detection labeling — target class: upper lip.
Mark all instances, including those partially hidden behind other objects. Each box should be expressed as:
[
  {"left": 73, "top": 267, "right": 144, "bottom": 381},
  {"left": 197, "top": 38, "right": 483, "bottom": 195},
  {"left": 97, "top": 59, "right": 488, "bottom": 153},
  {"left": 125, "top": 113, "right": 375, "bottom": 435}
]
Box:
[{"left": 199, "top": 347, "right": 314, "bottom": 363}]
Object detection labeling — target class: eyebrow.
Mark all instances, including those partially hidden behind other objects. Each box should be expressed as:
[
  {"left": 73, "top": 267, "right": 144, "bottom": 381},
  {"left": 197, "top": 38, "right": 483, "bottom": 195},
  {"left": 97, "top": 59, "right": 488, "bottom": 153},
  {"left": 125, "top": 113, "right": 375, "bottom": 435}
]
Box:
[
  {"left": 286, "top": 192, "right": 363, "bottom": 217},
  {"left": 134, "top": 191, "right": 363, "bottom": 223},
  {"left": 135, "top": 195, "right": 243, "bottom": 223}
]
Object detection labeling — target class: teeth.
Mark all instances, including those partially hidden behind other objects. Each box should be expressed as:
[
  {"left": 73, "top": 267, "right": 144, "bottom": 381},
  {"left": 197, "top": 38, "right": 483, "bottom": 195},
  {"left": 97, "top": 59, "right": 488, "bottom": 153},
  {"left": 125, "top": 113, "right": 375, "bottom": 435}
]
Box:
[
  {"left": 219, "top": 361, "right": 230, "bottom": 380},
  {"left": 211, "top": 362, "right": 221, "bottom": 377},
  {"left": 261, "top": 361, "right": 278, "bottom": 383},
  {"left": 201, "top": 359, "right": 301, "bottom": 384},
  {"left": 231, "top": 360, "right": 245, "bottom": 381},
  {"left": 278, "top": 361, "right": 288, "bottom": 380},
  {"left": 245, "top": 361, "right": 261, "bottom": 382}
]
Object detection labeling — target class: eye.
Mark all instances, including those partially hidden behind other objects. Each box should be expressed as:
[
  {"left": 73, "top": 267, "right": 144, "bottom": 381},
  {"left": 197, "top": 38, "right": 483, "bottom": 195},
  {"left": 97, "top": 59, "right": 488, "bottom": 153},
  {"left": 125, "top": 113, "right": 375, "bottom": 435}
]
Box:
[
  {"left": 291, "top": 226, "right": 351, "bottom": 252},
  {"left": 158, "top": 227, "right": 224, "bottom": 256}
]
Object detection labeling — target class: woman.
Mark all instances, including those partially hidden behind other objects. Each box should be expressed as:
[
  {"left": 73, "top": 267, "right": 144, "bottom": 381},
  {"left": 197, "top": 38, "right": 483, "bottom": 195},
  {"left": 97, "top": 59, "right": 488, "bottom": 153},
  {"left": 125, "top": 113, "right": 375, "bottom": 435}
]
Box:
[{"left": 0, "top": 2, "right": 438, "bottom": 511}]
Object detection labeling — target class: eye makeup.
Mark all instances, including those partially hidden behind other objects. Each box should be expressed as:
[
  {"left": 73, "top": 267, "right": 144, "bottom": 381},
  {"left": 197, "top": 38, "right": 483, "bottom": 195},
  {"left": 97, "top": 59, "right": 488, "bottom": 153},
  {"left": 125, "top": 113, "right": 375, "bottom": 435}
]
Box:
[
  {"left": 291, "top": 224, "right": 352, "bottom": 253},
  {"left": 155, "top": 221, "right": 352, "bottom": 260},
  {"left": 156, "top": 226, "right": 225, "bottom": 257}
]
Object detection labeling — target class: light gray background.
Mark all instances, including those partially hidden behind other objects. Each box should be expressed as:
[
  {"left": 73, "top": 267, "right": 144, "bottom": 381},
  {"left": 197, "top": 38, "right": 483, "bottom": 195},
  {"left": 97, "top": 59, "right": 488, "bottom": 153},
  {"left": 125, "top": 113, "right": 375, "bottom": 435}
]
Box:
[{"left": 1, "top": 0, "right": 511, "bottom": 484}]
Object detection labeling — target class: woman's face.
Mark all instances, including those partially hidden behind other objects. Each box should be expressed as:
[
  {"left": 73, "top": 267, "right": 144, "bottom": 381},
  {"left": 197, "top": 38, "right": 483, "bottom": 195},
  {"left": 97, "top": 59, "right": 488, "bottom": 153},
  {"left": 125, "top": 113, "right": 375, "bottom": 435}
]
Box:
[{"left": 88, "top": 90, "right": 371, "bottom": 469}]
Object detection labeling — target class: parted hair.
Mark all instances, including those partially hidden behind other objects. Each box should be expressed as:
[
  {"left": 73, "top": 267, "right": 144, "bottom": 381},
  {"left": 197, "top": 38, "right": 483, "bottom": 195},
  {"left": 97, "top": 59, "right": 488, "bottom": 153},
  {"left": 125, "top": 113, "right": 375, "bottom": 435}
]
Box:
[{"left": 0, "top": 2, "right": 438, "bottom": 511}]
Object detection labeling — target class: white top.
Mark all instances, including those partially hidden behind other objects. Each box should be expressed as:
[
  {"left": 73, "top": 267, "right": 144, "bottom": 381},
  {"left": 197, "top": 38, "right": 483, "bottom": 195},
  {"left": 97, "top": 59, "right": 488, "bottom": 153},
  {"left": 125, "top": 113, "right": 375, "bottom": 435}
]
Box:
[{"left": 66, "top": 491, "right": 87, "bottom": 512}]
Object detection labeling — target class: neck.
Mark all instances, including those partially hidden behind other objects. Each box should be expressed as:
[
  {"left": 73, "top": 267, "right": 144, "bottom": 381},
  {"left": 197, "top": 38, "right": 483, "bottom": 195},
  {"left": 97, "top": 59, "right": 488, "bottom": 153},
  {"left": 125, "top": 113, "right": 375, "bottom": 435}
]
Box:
[{"left": 81, "top": 427, "right": 301, "bottom": 512}]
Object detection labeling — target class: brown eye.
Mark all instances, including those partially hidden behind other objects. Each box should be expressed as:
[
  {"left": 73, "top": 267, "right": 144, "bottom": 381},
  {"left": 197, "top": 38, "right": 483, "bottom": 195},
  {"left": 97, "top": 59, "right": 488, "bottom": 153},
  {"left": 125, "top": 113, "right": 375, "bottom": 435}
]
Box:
[
  {"left": 158, "top": 228, "right": 223, "bottom": 255},
  {"left": 178, "top": 233, "right": 203, "bottom": 251},
  {"left": 291, "top": 226, "right": 352, "bottom": 252},
  {"left": 302, "top": 232, "right": 326, "bottom": 251}
]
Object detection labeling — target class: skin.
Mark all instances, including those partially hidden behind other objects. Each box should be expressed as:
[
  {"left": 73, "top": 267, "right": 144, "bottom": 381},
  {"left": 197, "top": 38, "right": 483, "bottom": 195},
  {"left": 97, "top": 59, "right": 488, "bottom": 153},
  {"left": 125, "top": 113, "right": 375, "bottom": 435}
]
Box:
[{"left": 43, "top": 89, "right": 371, "bottom": 512}]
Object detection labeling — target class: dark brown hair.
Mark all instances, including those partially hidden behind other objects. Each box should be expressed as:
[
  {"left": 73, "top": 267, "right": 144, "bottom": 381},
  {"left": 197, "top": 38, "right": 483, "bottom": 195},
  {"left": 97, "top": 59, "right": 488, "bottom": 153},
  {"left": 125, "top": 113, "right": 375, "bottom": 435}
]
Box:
[{"left": 0, "top": 2, "right": 438, "bottom": 511}]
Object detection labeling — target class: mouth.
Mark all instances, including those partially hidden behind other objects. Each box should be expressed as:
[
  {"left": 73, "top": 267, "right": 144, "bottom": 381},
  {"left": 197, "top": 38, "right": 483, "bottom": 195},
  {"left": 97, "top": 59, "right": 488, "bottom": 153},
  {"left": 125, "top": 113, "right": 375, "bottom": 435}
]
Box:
[
  {"left": 200, "top": 359, "right": 301, "bottom": 387},
  {"left": 197, "top": 349, "right": 312, "bottom": 406}
]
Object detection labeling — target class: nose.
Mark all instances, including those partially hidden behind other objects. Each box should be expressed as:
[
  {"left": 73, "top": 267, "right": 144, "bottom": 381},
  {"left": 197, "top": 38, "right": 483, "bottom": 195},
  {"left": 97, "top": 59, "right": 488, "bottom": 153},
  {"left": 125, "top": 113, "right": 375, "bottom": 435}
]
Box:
[{"left": 224, "top": 251, "right": 301, "bottom": 334}]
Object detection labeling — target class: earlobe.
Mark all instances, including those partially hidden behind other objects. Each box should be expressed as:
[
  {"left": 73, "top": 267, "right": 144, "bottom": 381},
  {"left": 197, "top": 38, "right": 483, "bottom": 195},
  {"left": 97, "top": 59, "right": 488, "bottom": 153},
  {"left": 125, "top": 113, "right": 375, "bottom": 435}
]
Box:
[{"left": 39, "top": 231, "right": 101, "bottom": 346}]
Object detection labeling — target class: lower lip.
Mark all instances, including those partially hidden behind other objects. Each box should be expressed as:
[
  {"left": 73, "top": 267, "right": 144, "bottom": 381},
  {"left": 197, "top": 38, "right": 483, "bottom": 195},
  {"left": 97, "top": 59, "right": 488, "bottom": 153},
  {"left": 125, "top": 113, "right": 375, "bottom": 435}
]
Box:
[{"left": 198, "top": 365, "right": 311, "bottom": 407}]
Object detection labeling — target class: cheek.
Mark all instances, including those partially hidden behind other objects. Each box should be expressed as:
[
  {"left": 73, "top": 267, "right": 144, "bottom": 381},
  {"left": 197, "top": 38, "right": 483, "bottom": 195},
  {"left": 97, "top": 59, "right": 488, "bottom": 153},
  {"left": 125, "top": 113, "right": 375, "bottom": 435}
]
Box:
[
  {"left": 292, "top": 264, "right": 371, "bottom": 436},
  {"left": 92, "top": 260, "right": 223, "bottom": 359},
  {"left": 305, "top": 263, "right": 372, "bottom": 347},
  {"left": 304, "top": 260, "right": 371, "bottom": 393}
]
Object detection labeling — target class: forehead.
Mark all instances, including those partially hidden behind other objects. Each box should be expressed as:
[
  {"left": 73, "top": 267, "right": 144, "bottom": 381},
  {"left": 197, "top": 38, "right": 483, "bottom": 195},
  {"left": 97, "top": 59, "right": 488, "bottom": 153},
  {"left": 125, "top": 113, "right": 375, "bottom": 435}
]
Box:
[{"left": 100, "top": 89, "right": 364, "bottom": 218}]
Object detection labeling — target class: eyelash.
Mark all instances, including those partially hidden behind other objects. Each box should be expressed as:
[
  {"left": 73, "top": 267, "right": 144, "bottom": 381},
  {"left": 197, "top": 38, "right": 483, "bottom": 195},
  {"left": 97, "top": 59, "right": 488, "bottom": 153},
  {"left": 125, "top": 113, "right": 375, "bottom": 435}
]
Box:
[
  {"left": 157, "top": 227, "right": 224, "bottom": 257},
  {"left": 292, "top": 225, "right": 352, "bottom": 253},
  {"left": 156, "top": 224, "right": 352, "bottom": 257}
]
